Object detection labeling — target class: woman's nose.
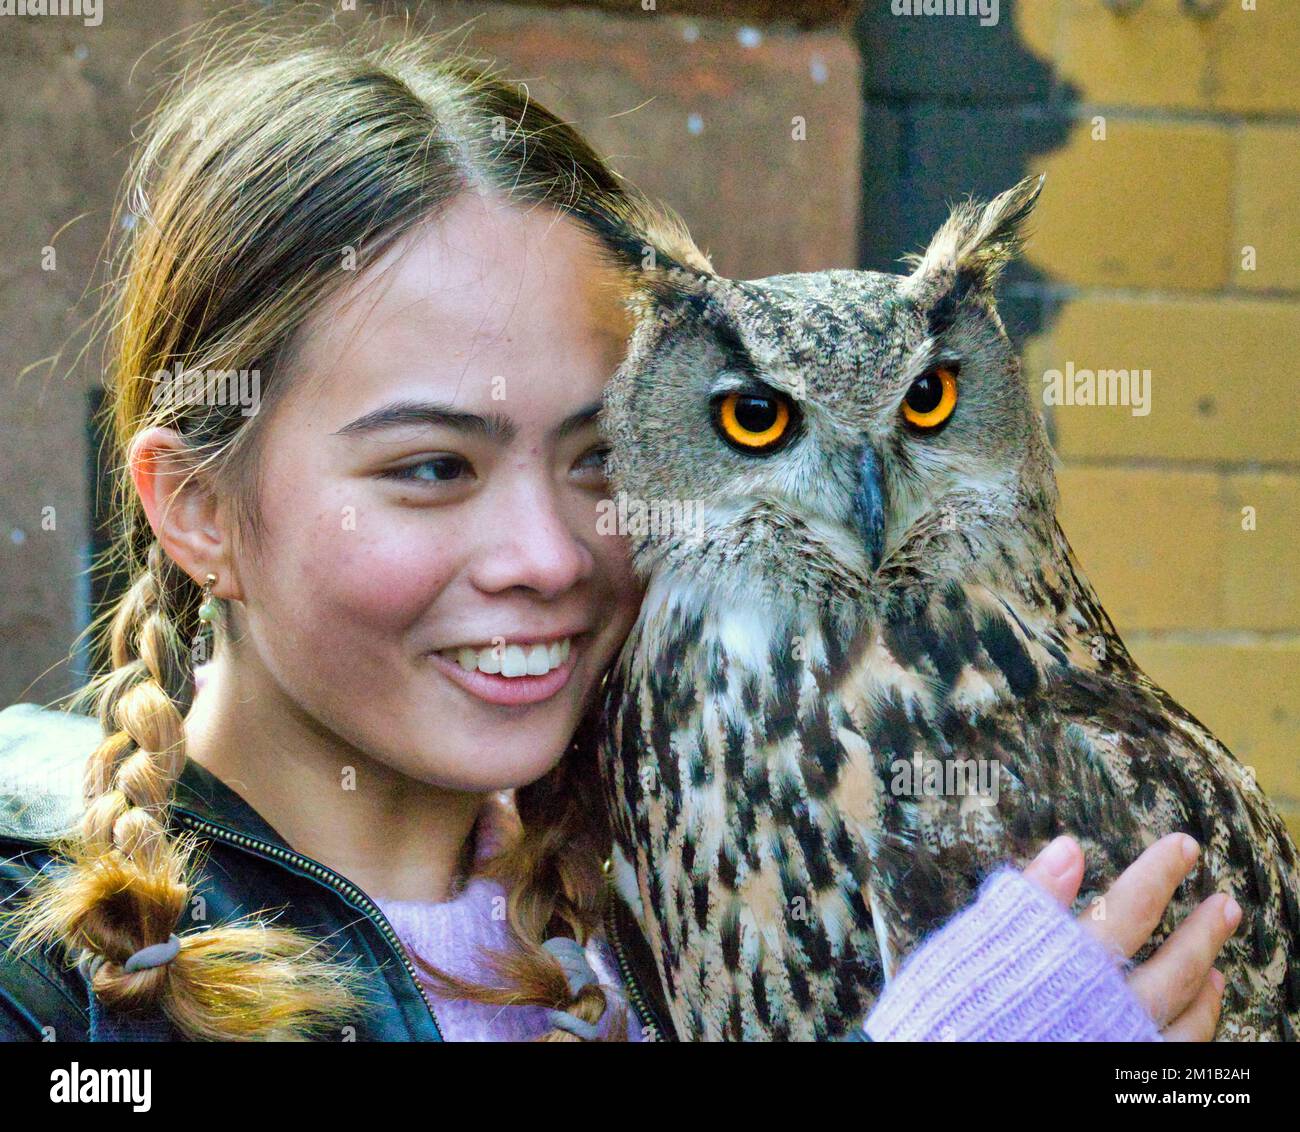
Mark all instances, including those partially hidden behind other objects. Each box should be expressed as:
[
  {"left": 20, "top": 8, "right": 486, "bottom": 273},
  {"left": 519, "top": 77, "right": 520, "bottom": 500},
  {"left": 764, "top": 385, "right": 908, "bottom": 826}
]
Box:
[{"left": 470, "top": 478, "right": 595, "bottom": 599}]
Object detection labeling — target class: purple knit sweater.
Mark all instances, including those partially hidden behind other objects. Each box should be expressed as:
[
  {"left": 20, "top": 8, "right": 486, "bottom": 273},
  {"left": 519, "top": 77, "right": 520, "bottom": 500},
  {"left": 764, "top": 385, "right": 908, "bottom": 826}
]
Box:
[
  {"left": 377, "top": 796, "right": 642, "bottom": 1041},
  {"left": 377, "top": 800, "right": 1160, "bottom": 1042}
]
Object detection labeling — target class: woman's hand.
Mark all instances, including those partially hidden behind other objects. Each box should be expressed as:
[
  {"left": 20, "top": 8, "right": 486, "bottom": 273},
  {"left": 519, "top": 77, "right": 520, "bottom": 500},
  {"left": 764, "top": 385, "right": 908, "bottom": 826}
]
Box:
[{"left": 1022, "top": 833, "right": 1241, "bottom": 1041}]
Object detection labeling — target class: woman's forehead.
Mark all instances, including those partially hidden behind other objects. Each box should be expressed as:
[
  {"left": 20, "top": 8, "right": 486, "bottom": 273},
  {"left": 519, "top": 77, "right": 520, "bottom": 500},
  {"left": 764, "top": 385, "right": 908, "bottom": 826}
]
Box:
[{"left": 286, "top": 194, "right": 632, "bottom": 418}]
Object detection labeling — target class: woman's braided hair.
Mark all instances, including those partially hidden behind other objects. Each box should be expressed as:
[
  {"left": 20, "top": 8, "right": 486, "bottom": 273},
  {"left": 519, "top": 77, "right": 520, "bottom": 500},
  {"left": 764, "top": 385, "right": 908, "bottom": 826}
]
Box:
[{"left": 9, "top": 7, "right": 707, "bottom": 1040}]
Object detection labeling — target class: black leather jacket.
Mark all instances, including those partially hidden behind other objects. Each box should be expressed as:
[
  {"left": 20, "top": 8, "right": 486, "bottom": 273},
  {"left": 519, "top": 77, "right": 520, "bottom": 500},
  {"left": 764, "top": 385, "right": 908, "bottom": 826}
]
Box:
[{"left": 0, "top": 703, "right": 671, "bottom": 1041}]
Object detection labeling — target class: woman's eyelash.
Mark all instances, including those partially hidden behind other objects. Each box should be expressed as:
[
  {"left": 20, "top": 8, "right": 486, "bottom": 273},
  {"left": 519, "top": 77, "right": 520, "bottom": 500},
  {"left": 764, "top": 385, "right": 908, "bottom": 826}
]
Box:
[
  {"left": 381, "top": 455, "right": 470, "bottom": 483},
  {"left": 381, "top": 447, "right": 607, "bottom": 486},
  {"left": 575, "top": 445, "right": 611, "bottom": 471}
]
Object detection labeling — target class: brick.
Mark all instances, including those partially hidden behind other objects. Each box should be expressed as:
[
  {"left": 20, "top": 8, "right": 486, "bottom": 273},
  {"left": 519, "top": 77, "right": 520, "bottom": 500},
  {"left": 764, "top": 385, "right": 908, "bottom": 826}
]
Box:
[
  {"left": 1221, "top": 474, "right": 1300, "bottom": 632},
  {"left": 456, "top": 6, "right": 862, "bottom": 277},
  {"left": 1234, "top": 126, "right": 1300, "bottom": 294},
  {"left": 1055, "top": 467, "right": 1226, "bottom": 633},
  {"left": 858, "top": 101, "right": 908, "bottom": 271},
  {"left": 1011, "top": 0, "right": 1059, "bottom": 66},
  {"left": 1212, "top": 2, "right": 1300, "bottom": 115},
  {"left": 1052, "top": 0, "right": 1300, "bottom": 115},
  {"left": 1127, "top": 639, "right": 1300, "bottom": 812},
  {"left": 1037, "top": 297, "right": 1300, "bottom": 465},
  {"left": 0, "top": 7, "right": 199, "bottom": 707},
  {"left": 1053, "top": 0, "right": 1228, "bottom": 112},
  {"left": 1284, "top": 807, "right": 1300, "bottom": 848},
  {"left": 1025, "top": 120, "right": 1233, "bottom": 292}
]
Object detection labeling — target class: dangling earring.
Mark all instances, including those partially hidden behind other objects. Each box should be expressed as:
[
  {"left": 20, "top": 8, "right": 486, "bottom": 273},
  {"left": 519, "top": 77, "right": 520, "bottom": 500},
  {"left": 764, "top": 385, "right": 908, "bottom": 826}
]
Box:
[
  {"left": 192, "top": 573, "right": 218, "bottom": 664},
  {"left": 197, "top": 573, "right": 219, "bottom": 624}
]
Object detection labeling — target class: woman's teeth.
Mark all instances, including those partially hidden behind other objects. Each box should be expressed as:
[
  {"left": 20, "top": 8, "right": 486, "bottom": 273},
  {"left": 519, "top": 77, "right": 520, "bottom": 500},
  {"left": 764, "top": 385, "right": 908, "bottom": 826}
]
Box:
[{"left": 445, "top": 638, "right": 572, "bottom": 678}]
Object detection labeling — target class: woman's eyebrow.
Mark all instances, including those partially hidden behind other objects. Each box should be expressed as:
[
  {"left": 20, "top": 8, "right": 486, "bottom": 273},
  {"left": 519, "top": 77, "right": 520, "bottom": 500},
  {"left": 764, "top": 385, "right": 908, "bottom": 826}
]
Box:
[
  {"left": 334, "top": 400, "right": 514, "bottom": 441},
  {"left": 553, "top": 400, "right": 603, "bottom": 440},
  {"left": 333, "top": 398, "right": 604, "bottom": 442}
]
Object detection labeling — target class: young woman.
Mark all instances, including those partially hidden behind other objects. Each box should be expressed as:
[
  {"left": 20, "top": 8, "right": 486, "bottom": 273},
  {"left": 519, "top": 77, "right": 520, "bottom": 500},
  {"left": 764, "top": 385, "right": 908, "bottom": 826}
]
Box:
[{"left": 0, "top": 24, "right": 1236, "bottom": 1042}]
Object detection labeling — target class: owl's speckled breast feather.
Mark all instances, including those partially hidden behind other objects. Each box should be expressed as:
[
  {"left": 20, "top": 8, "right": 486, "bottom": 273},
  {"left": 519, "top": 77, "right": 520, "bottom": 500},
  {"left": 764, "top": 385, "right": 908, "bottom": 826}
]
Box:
[{"left": 599, "top": 527, "right": 1300, "bottom": 1040}]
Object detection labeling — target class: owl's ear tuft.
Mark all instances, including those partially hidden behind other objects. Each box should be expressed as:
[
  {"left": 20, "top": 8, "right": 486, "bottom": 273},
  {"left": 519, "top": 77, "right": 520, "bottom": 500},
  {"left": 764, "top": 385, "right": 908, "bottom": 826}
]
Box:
[
  {"left": 904, "top": 174, "right": 1045, "bottom": 293},
  {"left": 620, "top": 262, "right": 716, "bottom": 329},
  {"left": 574, "top": 190, "right": 715, "bottom": 321}
]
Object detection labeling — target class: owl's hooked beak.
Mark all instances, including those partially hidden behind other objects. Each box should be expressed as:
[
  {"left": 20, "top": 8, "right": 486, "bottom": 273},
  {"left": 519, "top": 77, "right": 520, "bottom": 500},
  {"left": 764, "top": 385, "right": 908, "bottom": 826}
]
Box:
[{"left": 850, "top": 444, "right": 887, "bottom": 573}]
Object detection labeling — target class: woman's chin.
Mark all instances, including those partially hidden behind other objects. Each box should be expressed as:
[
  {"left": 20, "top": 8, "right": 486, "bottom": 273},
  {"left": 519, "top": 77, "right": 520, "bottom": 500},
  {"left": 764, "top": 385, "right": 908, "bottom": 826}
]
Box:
[{"left": 396, "top": 724, "right": 574, "bottom": 793}]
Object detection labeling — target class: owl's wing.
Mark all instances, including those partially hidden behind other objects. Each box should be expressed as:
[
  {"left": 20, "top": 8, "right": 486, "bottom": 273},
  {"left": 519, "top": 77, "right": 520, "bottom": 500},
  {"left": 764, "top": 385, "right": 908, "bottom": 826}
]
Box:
[{"left": 835, "top": 579, "right": 1300, "bottom": 1037}]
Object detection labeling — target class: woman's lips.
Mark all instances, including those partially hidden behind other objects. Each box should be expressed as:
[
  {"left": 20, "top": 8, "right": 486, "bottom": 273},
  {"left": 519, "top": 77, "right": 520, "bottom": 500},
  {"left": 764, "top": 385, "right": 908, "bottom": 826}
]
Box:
[{"left": 426, "top": 636, "right": 581, "bottom": 707}]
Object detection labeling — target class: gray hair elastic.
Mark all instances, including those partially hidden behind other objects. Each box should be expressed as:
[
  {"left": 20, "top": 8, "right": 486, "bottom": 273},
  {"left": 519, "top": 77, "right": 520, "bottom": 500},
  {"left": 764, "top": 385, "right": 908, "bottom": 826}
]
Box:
[
  {"left": 542, "top": 937, "right": 604, "bottom": 1039},
  {"left": 545, "top": 1010, "right": 603, "bottom": 1040},
  {"left": 542, "top": 936, "right": 597, "bottom": 996},
  {"left": 122, "top": 934, "right": 182, "bottom": 973}
]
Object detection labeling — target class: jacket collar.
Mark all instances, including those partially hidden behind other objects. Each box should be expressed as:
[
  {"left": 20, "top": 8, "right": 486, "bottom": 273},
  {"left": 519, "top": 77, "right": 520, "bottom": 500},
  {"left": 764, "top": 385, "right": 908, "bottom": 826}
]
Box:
[{"left": 172, "top": 756, "right": 291, "bottom": 849}]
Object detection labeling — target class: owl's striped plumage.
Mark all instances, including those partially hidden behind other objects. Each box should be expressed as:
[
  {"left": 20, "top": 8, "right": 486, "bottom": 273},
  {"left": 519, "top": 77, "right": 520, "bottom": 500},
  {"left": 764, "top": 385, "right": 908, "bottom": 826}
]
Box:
[{"left": 597, "top": 177, "right": 1300, "bottom": 1041}]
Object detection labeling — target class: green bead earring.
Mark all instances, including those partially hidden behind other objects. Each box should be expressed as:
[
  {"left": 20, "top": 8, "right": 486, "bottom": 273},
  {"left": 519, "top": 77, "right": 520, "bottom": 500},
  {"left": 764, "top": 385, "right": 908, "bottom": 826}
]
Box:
[{"left": 197, "top": 573, "right": 219, "bottom": 624}]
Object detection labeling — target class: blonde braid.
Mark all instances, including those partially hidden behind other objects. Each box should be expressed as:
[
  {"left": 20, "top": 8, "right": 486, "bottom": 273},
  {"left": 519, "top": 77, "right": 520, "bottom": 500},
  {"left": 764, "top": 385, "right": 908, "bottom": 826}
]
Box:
[
  {"left": 12, "top": 543, "right": 362, "bottom": 1040},
  {"left": 507, "top": 746, "right": 621, "bottom": 1042}
]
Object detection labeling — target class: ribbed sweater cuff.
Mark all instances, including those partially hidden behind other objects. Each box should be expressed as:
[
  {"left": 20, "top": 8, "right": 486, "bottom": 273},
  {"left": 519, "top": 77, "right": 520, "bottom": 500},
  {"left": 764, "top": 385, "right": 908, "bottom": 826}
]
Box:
[{"left": 863, "top": 868, "right": 1162, "bottom": 1042}]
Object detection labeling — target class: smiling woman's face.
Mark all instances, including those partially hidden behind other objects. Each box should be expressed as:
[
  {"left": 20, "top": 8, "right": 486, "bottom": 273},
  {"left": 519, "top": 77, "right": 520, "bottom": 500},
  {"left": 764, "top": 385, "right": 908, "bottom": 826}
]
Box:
[{"left": 227, "top": 193, "right": 643, "bottom": 791}]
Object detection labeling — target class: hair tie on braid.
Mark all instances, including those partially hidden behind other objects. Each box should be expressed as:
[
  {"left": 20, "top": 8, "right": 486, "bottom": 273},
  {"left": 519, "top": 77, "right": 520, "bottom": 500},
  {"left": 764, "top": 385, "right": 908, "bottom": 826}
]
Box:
[
  {"left": 123, "top": 934, "right": 182, "bottom": 973},
  {"left": 542, "top": 936, "right": 606, "bottom": 1039},
  {"left": 77, "top": 934, "right": 181, "bottom": 980},
  {"left": 542, "top": 936, "right": 597, "bottom": 995},
  {"left": 545, "top": 1011, "right": 603, "bottom": 1040}
]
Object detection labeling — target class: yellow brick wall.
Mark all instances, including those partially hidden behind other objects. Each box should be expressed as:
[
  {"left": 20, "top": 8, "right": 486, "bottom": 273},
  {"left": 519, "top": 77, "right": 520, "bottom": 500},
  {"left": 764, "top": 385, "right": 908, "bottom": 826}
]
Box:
[{"left": 1015, "top": 0, "right": 1299, "bottom": 840}]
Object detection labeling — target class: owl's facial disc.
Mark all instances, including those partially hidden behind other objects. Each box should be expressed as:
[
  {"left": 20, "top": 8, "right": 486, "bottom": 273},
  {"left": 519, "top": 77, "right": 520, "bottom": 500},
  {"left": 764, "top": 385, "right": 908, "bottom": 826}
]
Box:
[{"left": 604, "top": 174, "right": 1052, "bottom": 606}]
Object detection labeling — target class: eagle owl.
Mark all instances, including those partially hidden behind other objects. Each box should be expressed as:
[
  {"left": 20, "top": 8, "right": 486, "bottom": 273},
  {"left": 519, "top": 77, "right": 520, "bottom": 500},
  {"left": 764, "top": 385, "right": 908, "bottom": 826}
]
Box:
[{"left": 597, "top": 176, "right": 1300, "bottom": 1041}]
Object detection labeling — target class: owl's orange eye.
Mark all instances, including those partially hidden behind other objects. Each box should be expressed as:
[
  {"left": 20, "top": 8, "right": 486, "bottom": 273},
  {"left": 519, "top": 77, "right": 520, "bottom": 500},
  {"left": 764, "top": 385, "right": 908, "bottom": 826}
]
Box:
[
  {"left": 901, "top": 367, "right": 958, "bottom": 430},
  {"left": 713, "top": 391, "right": 793, "bottom": 453}
]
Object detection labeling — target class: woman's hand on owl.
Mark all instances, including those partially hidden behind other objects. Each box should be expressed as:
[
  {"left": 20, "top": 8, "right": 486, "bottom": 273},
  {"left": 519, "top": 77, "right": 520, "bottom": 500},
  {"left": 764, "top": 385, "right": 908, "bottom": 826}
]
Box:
[{"left": 1022, "top": 833, "right": 1240, "bottom": 1041}]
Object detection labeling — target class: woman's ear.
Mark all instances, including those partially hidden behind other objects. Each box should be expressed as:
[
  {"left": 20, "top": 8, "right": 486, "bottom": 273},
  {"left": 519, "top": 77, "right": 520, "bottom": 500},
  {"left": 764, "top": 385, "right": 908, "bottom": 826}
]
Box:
[{"left": 129, "top": 427, "right": 244, "bottom": 601}]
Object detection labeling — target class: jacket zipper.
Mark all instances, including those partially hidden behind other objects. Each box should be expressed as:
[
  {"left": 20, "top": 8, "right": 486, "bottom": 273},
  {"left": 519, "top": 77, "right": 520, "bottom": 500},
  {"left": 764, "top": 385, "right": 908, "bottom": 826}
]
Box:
[
  {"left": 174, "top": 811, "right": 442, "bottom": 1040},
  {"left": 602, "top": 861, "right": 672, "bottom": 1042}
]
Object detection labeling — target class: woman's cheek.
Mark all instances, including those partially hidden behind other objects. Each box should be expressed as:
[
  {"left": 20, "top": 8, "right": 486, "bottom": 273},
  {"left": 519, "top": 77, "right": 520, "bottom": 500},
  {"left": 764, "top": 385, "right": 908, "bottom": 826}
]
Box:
[
  {"left": 256, "top": 479, "right": 453, "bottom": 639},
  {"left": 566, "top": 531, "right": 641, "bottom": 697},
  {"left": 590, "top": 527, "right": 643, "bottom": 629},
  {"left": 309, "top": 512, "right": 452, "bottom": 632}
]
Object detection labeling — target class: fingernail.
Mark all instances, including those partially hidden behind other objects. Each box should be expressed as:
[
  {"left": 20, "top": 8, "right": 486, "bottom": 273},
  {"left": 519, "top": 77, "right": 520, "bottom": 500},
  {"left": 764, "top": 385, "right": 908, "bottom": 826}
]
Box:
[
  {"left": 1179, "top": 834, "right": 1199, "bottom": 866},
  {"left": 1210, "top": 968, "right": 1225, "bottom": 993},
  {"left": 1038, "top": 835, "right": 1076, "bottom": 878},
  {"left": 1223, "top": 897, "right": 1242, "bottom": 932}
]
